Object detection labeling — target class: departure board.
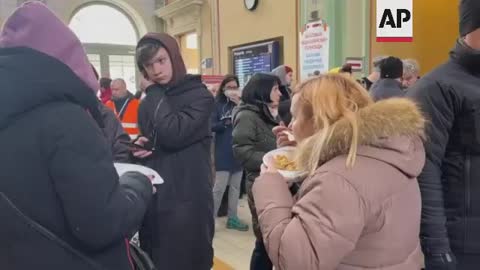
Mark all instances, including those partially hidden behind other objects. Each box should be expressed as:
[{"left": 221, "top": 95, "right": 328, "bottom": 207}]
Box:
[{"left": 232, "top": 41, "right": 280, "bottom": 88}]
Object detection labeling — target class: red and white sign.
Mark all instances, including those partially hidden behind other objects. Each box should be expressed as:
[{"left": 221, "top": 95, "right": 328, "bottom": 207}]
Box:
[
  {"left": 376, "top": 0, "right": 413, "bottom": 42},
  {"left": 201, "top": 75, "right": 224, "bottom": 94},
  {"left": 201, "top": 75, "right": 224, "bottom": 85},
  {"left": 345, "top": 57, "right": 364, "bottom": 72}
]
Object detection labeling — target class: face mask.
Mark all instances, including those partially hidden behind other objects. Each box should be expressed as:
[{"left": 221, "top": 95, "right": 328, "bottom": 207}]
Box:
[{"left": 225, "top": 89, "right": 241, "bottom": 98}]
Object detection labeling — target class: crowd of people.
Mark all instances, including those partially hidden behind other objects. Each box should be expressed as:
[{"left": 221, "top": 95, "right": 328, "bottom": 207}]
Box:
[{"left": 2, "top": 1, "right": 480, "bottom": 270}]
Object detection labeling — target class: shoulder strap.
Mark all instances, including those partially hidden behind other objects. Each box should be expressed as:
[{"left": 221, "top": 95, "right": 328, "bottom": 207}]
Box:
[{"left": 0, "top": 192, "right": 106, "bottom": 270}]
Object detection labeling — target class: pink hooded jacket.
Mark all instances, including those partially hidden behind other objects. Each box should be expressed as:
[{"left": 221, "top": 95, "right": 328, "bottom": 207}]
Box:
[{"left": 253, "top": 98, "right": 425, "bottom": 270}]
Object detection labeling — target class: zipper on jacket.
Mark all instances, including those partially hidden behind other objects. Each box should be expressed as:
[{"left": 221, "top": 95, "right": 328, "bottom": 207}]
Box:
[
  {"left": 464, "top": 152, "right": 472, "bottom": 252},
  {"left": 150, "top": 96, "right": 165, "bottom": 151}
]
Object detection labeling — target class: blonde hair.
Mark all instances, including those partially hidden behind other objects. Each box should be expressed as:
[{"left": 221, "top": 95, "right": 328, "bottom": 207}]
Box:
[{"left": 294, "top": 74, "right": 373, "bottom": 175}]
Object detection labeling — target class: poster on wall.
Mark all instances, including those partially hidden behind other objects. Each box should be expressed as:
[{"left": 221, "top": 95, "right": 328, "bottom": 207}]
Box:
[{"left": 299, "top": 20, "right": 330, "bottom": 79}]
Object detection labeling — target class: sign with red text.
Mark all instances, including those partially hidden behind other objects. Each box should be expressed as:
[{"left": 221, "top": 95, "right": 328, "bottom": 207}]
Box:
[
  {"left": 299, "top": 20, "right": 330, "bottom": 79},
  {"left": 376, "top": 0, "right": 413, "bottom": 42}
]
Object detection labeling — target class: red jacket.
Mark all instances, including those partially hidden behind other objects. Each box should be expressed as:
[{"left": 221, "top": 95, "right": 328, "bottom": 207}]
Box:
[{"left": 100, "top": 88, "right": 112, "bottom": 104}]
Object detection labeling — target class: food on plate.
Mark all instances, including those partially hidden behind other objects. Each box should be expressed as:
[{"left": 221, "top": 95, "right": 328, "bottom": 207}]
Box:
[{"left": 274, "top": 154, "right": 297, "bottom": 171}]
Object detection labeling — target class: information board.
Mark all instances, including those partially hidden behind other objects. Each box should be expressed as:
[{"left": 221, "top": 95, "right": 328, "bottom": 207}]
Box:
[{"left": 232, "top": 41, "right": 280, "bottom": 88}]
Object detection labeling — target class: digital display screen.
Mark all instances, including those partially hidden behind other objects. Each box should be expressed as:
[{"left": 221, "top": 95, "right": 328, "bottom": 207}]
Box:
[{"left": 232, "top": 41, "right": 280, "bottom": 88}]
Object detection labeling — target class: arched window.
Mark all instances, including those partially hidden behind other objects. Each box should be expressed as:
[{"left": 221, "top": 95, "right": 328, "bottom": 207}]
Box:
[
  {"left": 69, "top": 4, "right": 139, "bottom": 93},
  {"left": 69, "top": 4, "right": 137, "bottom": 45}
]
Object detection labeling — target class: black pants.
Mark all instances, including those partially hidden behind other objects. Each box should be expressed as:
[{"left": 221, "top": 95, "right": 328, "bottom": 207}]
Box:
[
  {"left": 250, "top": 240, "right": 273, "bottom": 270},
  {"left": 217, "top": 189, "right": 229, "bottom": 217}
]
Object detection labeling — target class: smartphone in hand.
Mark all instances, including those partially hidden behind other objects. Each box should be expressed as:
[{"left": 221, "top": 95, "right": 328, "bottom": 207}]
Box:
[{"left": 120, "top": 141, "right": 152, "bottom": 151}]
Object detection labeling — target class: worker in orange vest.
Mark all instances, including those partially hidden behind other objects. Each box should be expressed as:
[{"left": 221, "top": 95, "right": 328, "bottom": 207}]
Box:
[{"left": 106, "top": 78, "right": 140, "bottom": 139}]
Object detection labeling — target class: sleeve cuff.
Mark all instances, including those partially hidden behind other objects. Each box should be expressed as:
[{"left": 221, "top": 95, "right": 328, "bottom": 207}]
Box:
[{"left": 253, "top": 173, "right": 295, "bottom": 209}]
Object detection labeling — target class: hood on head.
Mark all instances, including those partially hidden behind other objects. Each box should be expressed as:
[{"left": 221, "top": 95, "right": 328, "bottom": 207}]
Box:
[
  {"left": 137, "top": 33, "right": 187, "bottom": 86},
  {"left": 271, "top": 65, "right": 288, "bottom": 86},
  {"left": 0, "top": 1, "right": 98, "bottom": 92},
  {"left": 460, "top": 0, "right": 480, "bottom": 36},
  {"left": 0, "top": 2, "right": 103, "bottom": 129},
  {"left": 450, "top": 38, "right": 480, "bottom": 75},
  {"left": 303, "top": 98, "right": 426, "bottom": 178}
]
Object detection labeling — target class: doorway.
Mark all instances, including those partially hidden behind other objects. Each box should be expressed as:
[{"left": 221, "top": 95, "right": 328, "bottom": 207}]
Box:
[{"left": 69, "top": 4, "right": 139, "bottom": 93}]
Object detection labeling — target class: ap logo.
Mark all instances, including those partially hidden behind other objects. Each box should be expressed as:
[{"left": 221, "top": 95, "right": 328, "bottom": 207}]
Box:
[{"left": 376, "top": 0, "right": 413, "bottom": 42}]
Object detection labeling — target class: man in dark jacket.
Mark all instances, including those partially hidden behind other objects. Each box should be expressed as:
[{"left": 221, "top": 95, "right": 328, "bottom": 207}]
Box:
[
  {"left": 407, "top": 1, "right": 480, "bottom": 269},
  {"left": 0, "top": 3, "right": 153, "bottom": 270},
  {"left": 370, "top": 56, "right": 405, "bottom": 101},
  {"left": 98, "top": 103, "right": 131, "bottom": 162},
  {"left": 133, "top": 33, "right": 214, "bottom": 270},
  {"left": 92, "top": 65, "right": 131, "bottom": 162}
]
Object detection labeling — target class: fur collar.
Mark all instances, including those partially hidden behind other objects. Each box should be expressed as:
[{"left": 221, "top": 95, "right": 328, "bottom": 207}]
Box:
[{"left": 304, "top": 98, "right": 425, "bottom": 167}]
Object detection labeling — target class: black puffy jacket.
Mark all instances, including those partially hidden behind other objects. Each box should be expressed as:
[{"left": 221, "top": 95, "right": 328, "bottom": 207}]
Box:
[
  {"left": 137, "top": 75, "right": 215, "bottom": 270},
  {"left": 407, "top": 39, "right": 480, "bottom": 258},
  {"left": 0, "top": 47, "right": 152, "bottom": 270},
  {"left": 99, "top": 103, "right": 131, "bottom": 162}
]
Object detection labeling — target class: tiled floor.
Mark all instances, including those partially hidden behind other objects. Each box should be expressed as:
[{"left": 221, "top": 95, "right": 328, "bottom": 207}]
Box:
[{"left": 213, "top": 198, "right": 255, "bottom": 270}]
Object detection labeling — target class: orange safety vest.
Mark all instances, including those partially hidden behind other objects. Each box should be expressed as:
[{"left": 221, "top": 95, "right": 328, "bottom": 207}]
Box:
[{"left": 106, "top": 98, "right": 140, "bottom": 138}]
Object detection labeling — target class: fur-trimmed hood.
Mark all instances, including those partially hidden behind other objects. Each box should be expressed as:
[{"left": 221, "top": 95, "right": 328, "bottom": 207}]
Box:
[{"left": 302, "top": 98, "right": 426, "bottom": 178}]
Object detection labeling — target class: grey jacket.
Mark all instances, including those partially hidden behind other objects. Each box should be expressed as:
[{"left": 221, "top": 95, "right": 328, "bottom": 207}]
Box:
[{"left": 370, "top": 78, "right": 405, "bottom": 101}]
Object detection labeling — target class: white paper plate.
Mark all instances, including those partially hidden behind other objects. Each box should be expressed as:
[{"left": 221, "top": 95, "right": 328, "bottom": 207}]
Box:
[
  {"left": 114, "top": 163, "right": 164, "bottom": 184},
  {"left": 263, "top": 147, "right": 305, "bottom": 182}
]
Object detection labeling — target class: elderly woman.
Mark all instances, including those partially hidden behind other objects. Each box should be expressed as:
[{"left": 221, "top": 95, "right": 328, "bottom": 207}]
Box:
[{"left": 402, "top": 58, "right": 420, "bottom": 88}]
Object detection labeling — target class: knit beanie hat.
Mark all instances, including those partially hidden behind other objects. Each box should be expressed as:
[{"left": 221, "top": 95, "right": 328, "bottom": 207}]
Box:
[
  {"left": 380, "top": 57, "right": 403, "bottom": 79},
  {"left": 460, "top": 0, "right": 480, "bottom": 36}
]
